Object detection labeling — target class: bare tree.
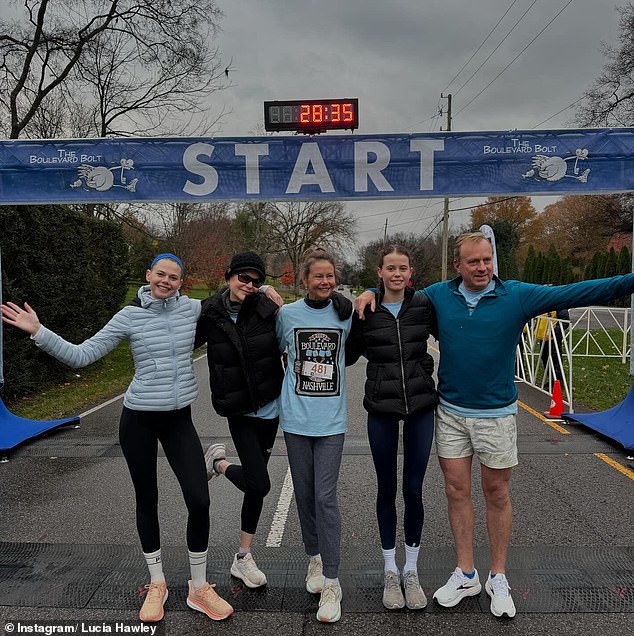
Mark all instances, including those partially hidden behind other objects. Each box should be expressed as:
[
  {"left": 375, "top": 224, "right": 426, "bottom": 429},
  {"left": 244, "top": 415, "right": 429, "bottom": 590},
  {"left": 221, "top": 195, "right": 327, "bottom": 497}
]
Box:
[
  {"left": 263, "top": 201, "right": 357, "bottom": 294},
  {"left": 575, "top": 3, "right": 634, "bottom": 127},
  {"left": 358, "top": 232, "right": 442, "bottom": 289},
  {"left": 0, "top": 0, "right": 228, "bottom": 139},
  {"left": 233, "top": 202, "right": 279, "bottom": 256}
]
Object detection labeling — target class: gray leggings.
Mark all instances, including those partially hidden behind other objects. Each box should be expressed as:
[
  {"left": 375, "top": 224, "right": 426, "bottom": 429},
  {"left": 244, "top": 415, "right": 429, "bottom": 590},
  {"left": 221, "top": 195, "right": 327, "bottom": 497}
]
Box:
[{"left": 284, "top": 431, "right": 345, "bottom": 579}]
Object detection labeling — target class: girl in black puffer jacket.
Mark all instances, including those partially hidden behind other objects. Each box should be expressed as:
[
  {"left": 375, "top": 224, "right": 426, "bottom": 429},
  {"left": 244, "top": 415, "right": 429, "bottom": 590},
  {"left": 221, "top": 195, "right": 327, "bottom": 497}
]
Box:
[
  {"left": 195, "top": 251, "right": 283, "bottom": 590},
  {"left": 346, "top": 245, "right": 437, "bottom": 612}
]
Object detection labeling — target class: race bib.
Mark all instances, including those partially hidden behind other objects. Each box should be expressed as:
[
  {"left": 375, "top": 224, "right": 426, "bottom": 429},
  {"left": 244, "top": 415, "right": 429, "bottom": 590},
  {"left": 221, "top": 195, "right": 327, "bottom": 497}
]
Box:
[{"left": 292, "top": 328, "right": 342, "bottom": 396}]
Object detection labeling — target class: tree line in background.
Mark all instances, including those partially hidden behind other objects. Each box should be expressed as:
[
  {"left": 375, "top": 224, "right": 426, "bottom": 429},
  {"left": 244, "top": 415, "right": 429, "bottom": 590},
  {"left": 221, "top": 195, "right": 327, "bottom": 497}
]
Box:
[
  {"left": 121, "top": 199, "right": 357, "bottom": 295},
  {"left": 350, "top": 193, "right": 633, "bottom": 299}
]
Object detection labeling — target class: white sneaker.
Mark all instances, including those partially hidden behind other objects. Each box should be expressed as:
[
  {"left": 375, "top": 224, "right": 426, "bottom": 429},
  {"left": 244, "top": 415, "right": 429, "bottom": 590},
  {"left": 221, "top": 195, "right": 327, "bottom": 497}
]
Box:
[
  {"left": 305, "top": 557, "right": 325, "bottom": 594},
  {"left": 485, "top": 572, "right": 516, "bottom": 618},
  {"left": 433, "top": 567, "right": 482, "bottom": 607},
  {"left": 382, "top": 571, "right": 405, "bottom": 609},
  {"left": 317, "top": 582, "right": 342, "bottom": 623},
  {"left": 403, "top": 570, "right": 427, "bottom": 610},
  {"left": 204, "top": 443, "right": 225, "bottom": 481},
  {"left": 230, "top": 553, "right": 267, "bottom": 588}
]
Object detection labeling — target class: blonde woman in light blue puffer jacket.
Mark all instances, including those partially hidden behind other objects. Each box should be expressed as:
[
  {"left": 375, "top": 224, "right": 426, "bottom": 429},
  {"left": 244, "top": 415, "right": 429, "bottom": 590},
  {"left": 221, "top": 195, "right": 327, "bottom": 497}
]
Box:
[{"left": 1, "top": 253, "right": 233, "bottom": 624}]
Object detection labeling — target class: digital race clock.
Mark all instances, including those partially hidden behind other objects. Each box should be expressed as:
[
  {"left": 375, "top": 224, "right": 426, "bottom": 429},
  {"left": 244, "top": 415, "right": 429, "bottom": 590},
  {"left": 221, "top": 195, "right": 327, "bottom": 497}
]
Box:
[{"left": 264, "top": 99, "right": 359, "bottom": 133}]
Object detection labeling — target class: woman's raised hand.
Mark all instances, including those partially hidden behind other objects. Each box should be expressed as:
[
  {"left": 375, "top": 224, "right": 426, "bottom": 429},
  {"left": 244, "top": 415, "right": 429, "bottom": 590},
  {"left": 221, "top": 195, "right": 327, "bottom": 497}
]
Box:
[{"left": 0, "top": 302, "right": 42, "bottom": 336}]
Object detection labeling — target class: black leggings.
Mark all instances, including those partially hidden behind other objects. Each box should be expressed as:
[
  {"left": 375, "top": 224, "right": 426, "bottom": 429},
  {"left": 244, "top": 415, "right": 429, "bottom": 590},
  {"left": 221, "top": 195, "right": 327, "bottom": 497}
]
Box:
[
  {"left": 367, "top": 407, "right": 435, "bottom": 549},
  {"left": 225, "top": 415, "right": 279, "bottom": 535},
  {"left": 119, "top": 405, "right": 210, "bottom": 553}
]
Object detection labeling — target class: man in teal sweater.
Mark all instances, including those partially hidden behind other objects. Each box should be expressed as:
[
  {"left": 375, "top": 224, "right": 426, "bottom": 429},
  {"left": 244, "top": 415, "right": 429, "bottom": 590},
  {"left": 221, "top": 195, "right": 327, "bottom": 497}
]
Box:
[{"left": 356, "top": 231, "right": 634, "bottom": 618}]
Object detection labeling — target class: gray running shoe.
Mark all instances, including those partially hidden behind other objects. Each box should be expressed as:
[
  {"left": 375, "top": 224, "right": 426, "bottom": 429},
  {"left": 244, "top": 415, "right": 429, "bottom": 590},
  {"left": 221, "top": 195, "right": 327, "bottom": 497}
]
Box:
[
  {"left": 317, "top": 582, "right": 342, "bottom": 622},
  {"left": 230, "top": 553, "right": 267, "bottom": 588},
  {"left": 382, "top": 571, "right": 405, "bottom": 610},
  {"left": 204, "top": 443, "right": 226, "bottom": 481},
  {"left": 305, "top": 557, "right": 325, "bottom": 594},
  {"left": 403, "top": 570, "right": 427, "bottom": 610}
]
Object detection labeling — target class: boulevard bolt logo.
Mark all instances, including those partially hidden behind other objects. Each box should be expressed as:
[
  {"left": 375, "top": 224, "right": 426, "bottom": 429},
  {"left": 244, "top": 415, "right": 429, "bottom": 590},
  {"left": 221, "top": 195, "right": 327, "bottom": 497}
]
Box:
[
  {"left": 293, "top": 329, "right": 341, "bottom": 397},
  {"left": 482, "top": 138, "right": 591, "bottom": 184},
  {"left": 29, "top": 148, "right": 139, "bottom": 193},
  {"left": 71, "top": 158, "right": 139, "bottom": 193},
  {"left": 522, "top": 148, "right": 590, "bottom": 183}
]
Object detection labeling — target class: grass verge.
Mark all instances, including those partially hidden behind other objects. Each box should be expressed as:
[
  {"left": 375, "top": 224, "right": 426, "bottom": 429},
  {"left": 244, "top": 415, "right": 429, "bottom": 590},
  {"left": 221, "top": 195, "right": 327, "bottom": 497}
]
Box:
[
  {"left": 570, "top": 328, "right": 633, "bottom": 411},
  {"left": 6, "top": 342, "right": 134, "bottom": 419}
]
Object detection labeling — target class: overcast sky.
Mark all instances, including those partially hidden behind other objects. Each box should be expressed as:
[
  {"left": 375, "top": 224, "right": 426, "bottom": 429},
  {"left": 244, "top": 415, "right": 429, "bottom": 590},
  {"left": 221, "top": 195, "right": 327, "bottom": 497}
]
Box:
[{"left": 215, "top": 0, "right": 620, "bottom": 250}]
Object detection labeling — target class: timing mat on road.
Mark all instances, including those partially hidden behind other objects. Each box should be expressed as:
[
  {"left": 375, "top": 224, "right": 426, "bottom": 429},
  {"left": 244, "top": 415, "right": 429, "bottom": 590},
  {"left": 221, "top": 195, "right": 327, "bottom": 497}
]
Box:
[{"left": 0, "top": 543, "right": 632, "bottom": 614}]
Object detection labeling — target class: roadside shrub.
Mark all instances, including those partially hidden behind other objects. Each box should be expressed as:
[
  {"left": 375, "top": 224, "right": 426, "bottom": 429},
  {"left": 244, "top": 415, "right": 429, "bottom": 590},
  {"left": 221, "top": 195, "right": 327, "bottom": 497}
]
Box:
[{"left": 0, "top": 206, "right": 129, "bottom": 398}]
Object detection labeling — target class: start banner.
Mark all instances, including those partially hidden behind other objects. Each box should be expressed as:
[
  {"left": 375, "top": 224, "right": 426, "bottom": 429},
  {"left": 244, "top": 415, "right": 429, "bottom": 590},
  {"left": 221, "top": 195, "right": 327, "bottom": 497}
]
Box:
[{"left": 1, "top": 127, "right": 633, "bottom": 204}]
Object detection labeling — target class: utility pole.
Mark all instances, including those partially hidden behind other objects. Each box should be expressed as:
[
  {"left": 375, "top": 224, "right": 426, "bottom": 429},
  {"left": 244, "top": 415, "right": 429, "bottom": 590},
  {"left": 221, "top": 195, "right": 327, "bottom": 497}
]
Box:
[
  {"left": 383, "top": 218, "right": 388, "bottom": 245},
  {"left": 440, "top": 93, "right": 452, "bottom": 280}
]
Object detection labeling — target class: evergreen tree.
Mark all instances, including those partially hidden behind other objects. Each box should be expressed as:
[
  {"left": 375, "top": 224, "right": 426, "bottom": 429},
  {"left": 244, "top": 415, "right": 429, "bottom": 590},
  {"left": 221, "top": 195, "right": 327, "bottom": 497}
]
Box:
[
  {"left": 560, "top": 258, "right": 575, "bottom": 284},
  {"left": 522, "top": 245, "right": 536, "bottom": 282},
  {"left": 604, "top": 247, "right": 618, "bottom": 278},
  {"left": 597, "top": 251, "right": 608, "bottom": 279},
  {"left": 617, "top": 244, "right": 631, "bottom": 275},
  {"left": 546, "top": 244, "right": 562, "bottom": 284},
  {"left": 534, "top": 252, "right": 545, "bottom": 284},
  {"left": 0, "top": 206, "right": 128, "bottom": 398},
  {"left": 584, "top": 251, "right": 600, "bottom": 279}
]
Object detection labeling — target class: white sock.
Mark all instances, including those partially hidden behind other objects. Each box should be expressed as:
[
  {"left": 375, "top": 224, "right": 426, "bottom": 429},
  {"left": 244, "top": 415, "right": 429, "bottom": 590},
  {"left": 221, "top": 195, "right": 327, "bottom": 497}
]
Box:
[
  {"left": 324, "top": 577, "right": 339, "bottom": 587},
  {"left": 382, "top": 547, "right": 398, "bottom": 574},
  {"left": 404, "top": 543, "right": 420, "bottom": 574},
  {"left": 188, "top": 549, "right": 208, "bottom": 589},
  {"left": 309, "top": 553, "right": 322, "bottom": 563},
  {"left": 143, "top": 549, "right": 165, "bottom": 584}
]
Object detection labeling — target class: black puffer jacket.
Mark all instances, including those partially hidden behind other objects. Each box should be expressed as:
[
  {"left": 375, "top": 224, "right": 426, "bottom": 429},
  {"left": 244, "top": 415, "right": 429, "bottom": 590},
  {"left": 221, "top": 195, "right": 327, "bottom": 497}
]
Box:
[
  {"left": 346, "top": 287, "right": 437, "bottom": 417},
  {"left": 195, "top": 290, "right": 283, "bottom": 417}
]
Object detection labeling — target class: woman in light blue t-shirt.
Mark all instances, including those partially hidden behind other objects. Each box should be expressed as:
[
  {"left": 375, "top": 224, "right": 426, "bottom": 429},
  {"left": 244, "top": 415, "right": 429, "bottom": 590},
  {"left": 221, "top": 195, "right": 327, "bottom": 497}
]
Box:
[{"left": 275, "top": 246, "right": 352, "bottom": 624}]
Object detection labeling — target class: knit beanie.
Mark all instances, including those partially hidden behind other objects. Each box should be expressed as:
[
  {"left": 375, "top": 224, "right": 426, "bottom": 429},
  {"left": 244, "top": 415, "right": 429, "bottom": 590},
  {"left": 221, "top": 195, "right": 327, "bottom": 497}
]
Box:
[{"left": 225, "top": 251, "right": 266, "bottom": 280}]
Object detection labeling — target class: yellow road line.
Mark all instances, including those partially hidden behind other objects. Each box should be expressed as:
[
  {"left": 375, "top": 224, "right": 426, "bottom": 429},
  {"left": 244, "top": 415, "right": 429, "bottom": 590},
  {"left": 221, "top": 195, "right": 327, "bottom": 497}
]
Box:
[
  {"left": 594, "top": 453, "right": 634, "bottom": 481},
  {"left": 518, "top": 400, "right": 570, "bottom": 434}
]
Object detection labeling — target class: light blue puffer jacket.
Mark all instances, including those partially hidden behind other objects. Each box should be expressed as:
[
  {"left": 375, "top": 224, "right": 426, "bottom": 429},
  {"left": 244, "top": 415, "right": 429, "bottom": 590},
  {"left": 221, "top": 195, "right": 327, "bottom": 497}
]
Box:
[{"left": 33, "top": 286, "right": 202, "bottom": 411}]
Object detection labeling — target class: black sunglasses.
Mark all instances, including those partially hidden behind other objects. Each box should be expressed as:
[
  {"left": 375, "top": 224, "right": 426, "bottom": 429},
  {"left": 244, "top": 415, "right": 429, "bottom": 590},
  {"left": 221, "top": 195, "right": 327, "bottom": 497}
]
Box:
[{"left": 237, "top": 272, "right": 263, "bottom": 288}]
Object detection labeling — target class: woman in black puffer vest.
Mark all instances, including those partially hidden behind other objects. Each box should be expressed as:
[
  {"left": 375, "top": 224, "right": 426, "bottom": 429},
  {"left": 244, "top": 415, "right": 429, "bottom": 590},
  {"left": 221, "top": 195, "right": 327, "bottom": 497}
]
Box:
[
  {"left": 195, "top": 251, "right": 283, "bottom": 590},
  {"left": 346, "top": 245, "right": 437, "bottom": 612}
]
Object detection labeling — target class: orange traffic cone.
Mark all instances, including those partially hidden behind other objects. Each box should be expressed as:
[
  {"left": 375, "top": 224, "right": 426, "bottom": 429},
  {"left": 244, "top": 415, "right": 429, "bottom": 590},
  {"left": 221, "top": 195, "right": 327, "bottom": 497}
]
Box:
[{"left": 547, "top": 380, "right": 564, "bottom": 418}]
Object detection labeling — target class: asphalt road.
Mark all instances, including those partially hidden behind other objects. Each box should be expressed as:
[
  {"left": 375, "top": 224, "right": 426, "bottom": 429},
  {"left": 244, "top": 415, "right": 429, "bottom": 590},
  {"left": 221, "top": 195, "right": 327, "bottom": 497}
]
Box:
[{"left": 1, "top": 351, "right": 633, "bottom": 635}]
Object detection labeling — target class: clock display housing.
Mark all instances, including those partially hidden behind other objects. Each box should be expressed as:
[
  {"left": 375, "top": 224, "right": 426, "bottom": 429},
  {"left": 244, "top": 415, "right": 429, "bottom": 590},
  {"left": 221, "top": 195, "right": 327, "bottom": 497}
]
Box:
[{"left": 264, "top": 99, "right": 359, "bottom": 133}]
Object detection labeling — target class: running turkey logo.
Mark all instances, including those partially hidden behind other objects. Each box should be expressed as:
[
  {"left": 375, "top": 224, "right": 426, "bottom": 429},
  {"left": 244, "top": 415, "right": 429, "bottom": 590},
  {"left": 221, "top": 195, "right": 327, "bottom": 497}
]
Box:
[
  {"left": 522, "top": 148, "right": 590, "bottom": 183},
  {"left": 71, "top": 158, "right": 139, "bottom": 193}
]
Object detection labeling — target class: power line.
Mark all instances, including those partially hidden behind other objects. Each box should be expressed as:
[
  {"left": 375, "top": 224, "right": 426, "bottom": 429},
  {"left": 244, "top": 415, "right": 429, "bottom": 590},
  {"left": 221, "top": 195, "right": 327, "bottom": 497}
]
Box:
[
  {"left": 453, "top": 0, "right": 539, "bottom": 98},
  {"left": 353, "top": 200, "right": 443, "bottom": 221},
  {"left": 357, "top": 196, "right": 524, "bottom": 236},
  {"left": 405, "top": 109, "right": 443, "bottom": 130},
  {"left": 449, "top": 196, "right": 521, "bottom": 213},
  {"left": 455, "top": 0, "right": 575, "bottom": 118},
  {"left": 442, "top": 0, "right": 522, "bottom": 94},
  {"left": 531, "top": 96, "right": 585, "bottom": 129}
]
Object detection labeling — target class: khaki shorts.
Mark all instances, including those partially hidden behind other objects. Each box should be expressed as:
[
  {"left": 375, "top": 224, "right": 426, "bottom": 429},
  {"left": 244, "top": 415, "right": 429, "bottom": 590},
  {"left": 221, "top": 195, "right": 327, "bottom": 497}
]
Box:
[{"left": 435, "top": 404, "right": 518, "bottom": 469}]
